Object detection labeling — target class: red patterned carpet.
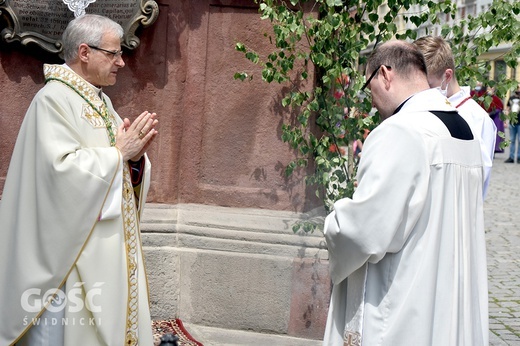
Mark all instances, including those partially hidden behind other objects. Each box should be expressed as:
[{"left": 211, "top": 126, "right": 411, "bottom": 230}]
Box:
[{"left": 152, "top": 319, "right": 204, "bottom": 346}]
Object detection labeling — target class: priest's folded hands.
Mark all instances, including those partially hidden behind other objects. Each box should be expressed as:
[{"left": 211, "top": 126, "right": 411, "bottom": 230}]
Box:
[{"left": 116, "top": 110, "right": 159, "bottom": 161}]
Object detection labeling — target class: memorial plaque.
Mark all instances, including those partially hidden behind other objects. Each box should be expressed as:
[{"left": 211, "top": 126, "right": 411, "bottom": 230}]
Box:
[{"left": 0, "top": 0, "right": 159, "bottom": 54}]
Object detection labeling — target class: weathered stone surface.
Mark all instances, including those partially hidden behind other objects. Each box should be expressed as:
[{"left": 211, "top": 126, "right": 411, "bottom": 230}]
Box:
[{"left": 142, "top": 203, "right": 330, "bottom": 340}]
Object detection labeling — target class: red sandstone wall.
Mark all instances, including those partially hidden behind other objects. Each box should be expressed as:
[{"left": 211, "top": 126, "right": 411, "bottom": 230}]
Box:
[{"left": 0, "top": 0, "right": 319, "bottom": 212}]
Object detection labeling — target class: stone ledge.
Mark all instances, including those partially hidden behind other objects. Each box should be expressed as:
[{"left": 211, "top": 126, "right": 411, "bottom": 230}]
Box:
[{"left": 141, "top": 203, "right": 329, "bottom": 259}]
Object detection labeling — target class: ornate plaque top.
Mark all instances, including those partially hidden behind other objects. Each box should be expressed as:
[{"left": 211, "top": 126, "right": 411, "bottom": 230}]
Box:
[
  {"left": 0, "top": 0, "right": 159, "bottom": 54},
  {"left": 63, "top": 0, "right": 98, "bottom": 18}
]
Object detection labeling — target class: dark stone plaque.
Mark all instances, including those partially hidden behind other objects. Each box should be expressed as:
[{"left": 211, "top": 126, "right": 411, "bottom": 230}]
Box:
[{"left": 0, "top": 0, "right": 159, "bottom": 54}]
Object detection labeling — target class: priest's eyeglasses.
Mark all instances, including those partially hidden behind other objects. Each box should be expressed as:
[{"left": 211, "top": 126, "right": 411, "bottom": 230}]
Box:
[
  {"left": 88, "top": 45, "right": 123, "bottom": 60},
  {"left": 361, "top": 65, "right": 392, "bottom": 91}
]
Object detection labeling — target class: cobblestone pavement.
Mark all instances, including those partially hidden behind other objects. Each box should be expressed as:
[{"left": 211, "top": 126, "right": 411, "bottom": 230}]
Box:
[{"left": 486, "top": 152, "right": 520, "bottom": 346}]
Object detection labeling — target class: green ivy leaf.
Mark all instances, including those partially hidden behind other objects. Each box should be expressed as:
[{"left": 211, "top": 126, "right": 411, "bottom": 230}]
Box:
[
  {"left": 233, "top": 72, "right": 248, "bottom": 81},
  {"left": 235, "top": 42, "right": 246, "bottom": 52}
]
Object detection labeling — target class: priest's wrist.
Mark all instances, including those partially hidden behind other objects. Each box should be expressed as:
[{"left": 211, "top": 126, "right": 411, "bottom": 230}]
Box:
[
  {"left": 114, "top": 144, "right": 138, "bottom": 162},
  {"left": 115, "top": 144, "right": 129, "bottom": 162},
  {"left": 129, "top": 155, "right": 143, "bottom": 163}
]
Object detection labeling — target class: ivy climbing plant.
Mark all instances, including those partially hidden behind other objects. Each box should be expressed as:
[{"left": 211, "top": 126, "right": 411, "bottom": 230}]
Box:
[
  {"left": 444, "top": 1, "right": 520, "bottom": 112},
  {"left": 234, "top": 0, "right": 520, "bottom": 233}
]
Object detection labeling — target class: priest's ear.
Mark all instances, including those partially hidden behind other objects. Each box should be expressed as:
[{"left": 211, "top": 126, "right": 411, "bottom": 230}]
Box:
[
  {"left": 77, "top": 43, "right": 91, "bottom": 63},
  {"left": 379, "top": 65, "right": 392, "bottom": 89}
]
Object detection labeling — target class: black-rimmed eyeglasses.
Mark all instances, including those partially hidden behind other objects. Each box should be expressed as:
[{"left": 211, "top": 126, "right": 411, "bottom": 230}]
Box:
[
  {"left": 88, "top": 45, "right": 123, "bottom": 59},
  {"left": 361, "top": 65, "right": 392, "bottom": 91}
]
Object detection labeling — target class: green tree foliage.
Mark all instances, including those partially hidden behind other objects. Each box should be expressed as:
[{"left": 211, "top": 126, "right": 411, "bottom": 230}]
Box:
[
  {"left": 444, "top": 1, "right": 520, "bottom": 109},
  {"left": 234, "top": 0, "right": 520, "bottom": 232}
]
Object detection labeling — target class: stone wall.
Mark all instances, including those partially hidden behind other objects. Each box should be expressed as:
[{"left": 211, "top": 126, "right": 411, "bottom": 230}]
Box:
[{"left": 142, "top": 203, "right": 330, "bottom": 340}]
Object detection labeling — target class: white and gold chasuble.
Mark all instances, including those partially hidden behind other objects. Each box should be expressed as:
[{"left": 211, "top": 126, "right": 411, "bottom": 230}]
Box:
[{"left": 0, "top": 64, "right": 153, "bottom": 345}]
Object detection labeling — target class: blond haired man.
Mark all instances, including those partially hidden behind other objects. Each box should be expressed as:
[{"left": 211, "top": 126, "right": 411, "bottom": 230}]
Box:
[{"left": 414, "top": 35, "right": 496, "bottom": 197}]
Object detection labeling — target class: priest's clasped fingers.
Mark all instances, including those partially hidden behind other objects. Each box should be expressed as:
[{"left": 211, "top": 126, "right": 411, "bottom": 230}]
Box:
[
  {"left": 116, "top": 111, "right": 159, "bottom": 161},
  {"left": 132, "top": 111, "right": 158, "bottom": 140}
]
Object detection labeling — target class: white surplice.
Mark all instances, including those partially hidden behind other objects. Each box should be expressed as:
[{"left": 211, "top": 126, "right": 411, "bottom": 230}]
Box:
[
  {"left": 0, "top": 64, "right": 153, "bottom": 346},
  {"left": 450, "top": 86, "right": 497, "bottom": 198},
  {"left": 323, "top": 89, "right": 488, "bottom": 346}
]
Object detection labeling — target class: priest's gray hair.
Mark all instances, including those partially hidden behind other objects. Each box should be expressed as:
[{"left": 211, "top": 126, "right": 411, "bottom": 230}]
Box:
[{"left": 62, "top": 14, "right": 124, "bottom": 63}]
